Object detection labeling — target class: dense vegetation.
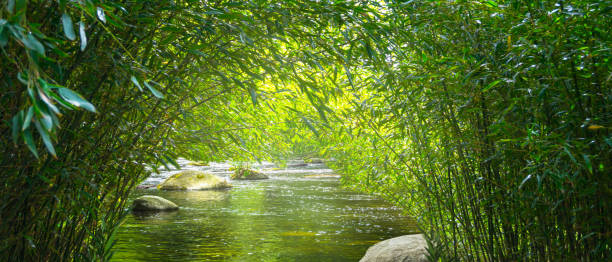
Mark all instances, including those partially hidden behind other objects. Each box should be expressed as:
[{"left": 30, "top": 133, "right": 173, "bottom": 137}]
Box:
[
  {"left": 323, "top": 2, "right": 612, "bottom": 261},
  {"left": 1, "top": 0, "right": 609, "bottom": 261}
]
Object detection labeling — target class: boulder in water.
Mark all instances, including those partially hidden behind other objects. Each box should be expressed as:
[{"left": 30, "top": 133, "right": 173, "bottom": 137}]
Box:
[
  {"left": 188, "top": 161, "right": 208, "bottom": 166},
  {"left": 158, "top": 170, "right": 231, "bottom": 190},
  {"left": 131, "top": 195, "right": 179, "bottom": 212},
  {"left": 231, "top": 167, "right": 268, "bottom": 180},
  {"left": 360, "top": 234, "right": 428, "bottom": 262}
]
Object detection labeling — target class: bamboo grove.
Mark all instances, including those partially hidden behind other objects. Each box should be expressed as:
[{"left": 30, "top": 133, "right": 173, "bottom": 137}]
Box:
[
  {"left": 323, "top": 1, "right": 611, "bottom": 261},
  {"left": 1, "top": 0, "right": 610, "bottom": 261}
]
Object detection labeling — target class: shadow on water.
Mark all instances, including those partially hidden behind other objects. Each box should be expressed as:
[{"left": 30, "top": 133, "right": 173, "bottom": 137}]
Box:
[{"left": 112, "top": 161, "right": 419, "bottom": 261}]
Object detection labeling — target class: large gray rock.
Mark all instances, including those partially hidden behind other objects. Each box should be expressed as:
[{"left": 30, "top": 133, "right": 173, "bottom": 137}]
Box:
[
  {"left": 132, "top": 195, "right": 179, "bottom": 212},
  {"left": 360, "top": 234, "right": 428, "bottom": 262},
  {"left": 158, "top": 170, "right": 231, "bottom": 190}
]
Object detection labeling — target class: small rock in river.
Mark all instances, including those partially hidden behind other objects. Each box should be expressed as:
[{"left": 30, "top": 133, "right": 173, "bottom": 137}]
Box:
[
  {"left": 131, "top": 195, "right": 179, "bottom": 212},
  {"left": 231, "top": 168, "right": 268, "bottom": 180}
]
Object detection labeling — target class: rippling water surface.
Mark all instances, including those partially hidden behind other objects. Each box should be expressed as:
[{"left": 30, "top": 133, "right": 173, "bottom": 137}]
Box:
[{"left": 112, "top": 159, "right": 418, "bottom": 261}]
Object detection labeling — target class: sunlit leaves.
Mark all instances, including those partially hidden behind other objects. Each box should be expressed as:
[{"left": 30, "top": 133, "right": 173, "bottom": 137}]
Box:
[{"left": 301, "top": 116, "right": 319, "bottom": 137}]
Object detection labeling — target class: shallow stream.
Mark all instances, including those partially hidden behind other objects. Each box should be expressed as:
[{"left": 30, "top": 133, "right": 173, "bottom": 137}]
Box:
[{"left": 111, "top": 159, "right": 418, "bottom": 261}]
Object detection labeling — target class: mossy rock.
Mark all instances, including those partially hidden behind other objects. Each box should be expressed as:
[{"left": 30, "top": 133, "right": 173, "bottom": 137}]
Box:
[
  {"left": 188, "top": 161, "right": 209, "bottom": 166},
  {"left": 231, "top": 167, "right": 268, "bottom": 180},
  {"left": 158, "top": 170, "right": 231, "bottom": 190},
  {"left": 131, "top": 195, "right": 179, "bottom": 212}
]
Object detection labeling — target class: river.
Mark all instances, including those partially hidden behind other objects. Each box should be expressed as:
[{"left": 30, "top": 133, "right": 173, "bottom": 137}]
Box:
[{"left": 111, "top": 159, "right": 419, "bottom": 261}]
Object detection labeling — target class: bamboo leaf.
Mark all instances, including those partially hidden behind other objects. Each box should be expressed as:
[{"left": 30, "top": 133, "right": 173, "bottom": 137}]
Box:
[
  {"left": 144, "top": 81, "right": 164, "bottom": 99},
  {"left": 22, "top": 33, "right": 45, "bottom": 55},
  {"left": 131, "top": 76, "right": 143, "bottom": 91},
  {"left": 301, "top": 116, "right": 319, "bottom": 137},
  {"left": 23, "top": 128, "right": 39, "bottom": 159},
  {"left": 164, "top": 154, "right": 180, "bottom": 169},
  {"left": 0, "top": 20, "right": 7, "bottom": 47},
  {"left": 41, "top": 114, "right": 53, "bottom": 131},
  {"left": 248, "top": 87, "right": 258, "bottom": 105},
  {"left": 485, "top": 0, "right": 498, "bottom": 7},
  {"left": 583, "top": 154, "right": 593, "bottom": 174},
  {"left": 34, "top": 120, "right": 56, "bottom": 158},
  {"left": 57, "top": 87, "right": 96, "bottom": 112},
  {"left": 7, "top": 0, "right": 15, "bottom": 13},
  {"left": 22, "top": 107, "right": 33, "bottom": 131},
  {"left": 79, "top": 21, "right": 87, "bottom": 51},
  {"left": 519, "top": 174, "right": 532, "bottom": 189},
  {"left": 96, "top": 7, "right": 106, "bottom": 23},
  {"left": 61, "top": 13, "right": 76, "bottom": 40},
  {"left": 11, "top": 114, "right": 20, "bottom": 145},
  {"left": 483, "top": 79, "right": 501, "bottom": 92}
]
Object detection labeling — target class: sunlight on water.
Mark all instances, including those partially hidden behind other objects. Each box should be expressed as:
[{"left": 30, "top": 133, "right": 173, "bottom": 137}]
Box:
[{"left": 112, "top": 159, "right": 418, "bottom": 261}]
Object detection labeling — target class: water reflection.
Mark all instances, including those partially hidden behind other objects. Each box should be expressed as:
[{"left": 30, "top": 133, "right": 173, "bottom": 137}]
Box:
[{"left": 112, "top": 162, "right": 418, "bottom": 261}]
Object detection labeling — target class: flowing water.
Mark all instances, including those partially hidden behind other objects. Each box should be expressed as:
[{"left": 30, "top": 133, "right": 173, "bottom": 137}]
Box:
[{"left": 111, "top": 159, "right": 419, "bottom": 261}]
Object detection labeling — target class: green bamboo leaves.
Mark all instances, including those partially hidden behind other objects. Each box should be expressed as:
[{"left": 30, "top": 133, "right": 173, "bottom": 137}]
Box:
[
  {"left": 132, "top": 76, "right": 164, "bottom": 99},
  {"left": 482, "top": 79, "right": 502, "bottom": 92},
  {"left": 10, "top": 79, "right": 97, "bottom": 158},
  {"left": 301, "top": 116, "right": 319, "bottom": 137},
  {"left": 1, "top": 1, "right": 609, "bottom": 261}
]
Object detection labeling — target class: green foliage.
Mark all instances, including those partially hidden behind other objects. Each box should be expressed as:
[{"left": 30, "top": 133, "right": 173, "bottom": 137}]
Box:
[
  {"left": 1, "top": 0, "right": 610, "bottom": 261},
  {"left": 0, "top": 0, "right": 376, "bottom": 260},
  {"left": 318, "top": 1, "right": 611, "bottom": 261}
]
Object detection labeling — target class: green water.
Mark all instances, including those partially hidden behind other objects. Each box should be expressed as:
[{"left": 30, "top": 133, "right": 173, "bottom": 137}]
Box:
[{"left": 112, "top": 168, "right": 418, "bottom": 261}]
